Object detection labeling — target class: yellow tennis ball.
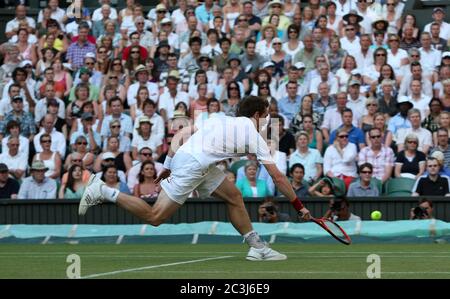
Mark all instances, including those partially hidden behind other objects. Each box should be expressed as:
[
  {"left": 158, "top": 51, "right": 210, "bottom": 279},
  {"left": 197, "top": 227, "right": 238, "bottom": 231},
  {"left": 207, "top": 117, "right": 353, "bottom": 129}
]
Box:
[{"left": 371, "top": 210, "right": 382, "bottom": 220}]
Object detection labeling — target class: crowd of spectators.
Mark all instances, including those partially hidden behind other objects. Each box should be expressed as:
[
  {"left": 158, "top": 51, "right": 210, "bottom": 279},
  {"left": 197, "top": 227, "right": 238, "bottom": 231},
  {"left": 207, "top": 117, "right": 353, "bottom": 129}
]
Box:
[{"left": 0, "top": 0, "right": 449, "bottom": 201}]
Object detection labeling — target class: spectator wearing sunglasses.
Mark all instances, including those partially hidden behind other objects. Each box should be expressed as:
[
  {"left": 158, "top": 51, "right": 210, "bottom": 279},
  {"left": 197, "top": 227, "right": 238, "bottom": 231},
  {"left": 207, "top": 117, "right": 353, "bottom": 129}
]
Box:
[
  {"left": 347, "top": 163, "right": 380, "bottom": 197},
  {"left": 394, "top": 133, "right": 426, "bottom": 180},
  {"left": 127, "top": 146, "right": 163, "bottom": 192},
  {"left": 324, "top": 127, "right": 358, "bottom": 190},
  {"left": 358, "top": 128, "right": 395, "bottom": 183}
]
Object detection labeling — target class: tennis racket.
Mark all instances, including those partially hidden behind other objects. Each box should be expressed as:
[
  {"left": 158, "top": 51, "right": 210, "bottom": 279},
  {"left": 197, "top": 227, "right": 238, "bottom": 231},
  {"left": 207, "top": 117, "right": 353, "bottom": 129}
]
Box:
[{"left": 301, "top": 213, "right": 352, "bottom": 245}]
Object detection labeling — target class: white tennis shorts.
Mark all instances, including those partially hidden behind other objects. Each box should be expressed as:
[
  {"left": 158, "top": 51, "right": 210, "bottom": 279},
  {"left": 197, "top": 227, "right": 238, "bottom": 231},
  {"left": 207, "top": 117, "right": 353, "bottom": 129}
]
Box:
[{"left": 160, "top": 152, "right": 226, "bottom": 205}]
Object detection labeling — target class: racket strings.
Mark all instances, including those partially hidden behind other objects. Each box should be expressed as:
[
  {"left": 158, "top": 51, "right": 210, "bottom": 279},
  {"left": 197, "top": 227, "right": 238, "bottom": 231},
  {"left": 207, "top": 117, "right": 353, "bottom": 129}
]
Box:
[{"left": 322, "top": 219, "right": 347, "bottom": 242}]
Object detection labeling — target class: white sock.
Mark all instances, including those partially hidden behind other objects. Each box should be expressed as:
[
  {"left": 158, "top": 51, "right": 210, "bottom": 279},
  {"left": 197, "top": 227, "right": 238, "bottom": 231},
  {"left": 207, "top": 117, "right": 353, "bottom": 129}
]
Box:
[
  {"left": 243, "top": 230, "right": 265, "bottom": 249},
  {"left": 100, "top": 185, "right": 119, "bottom": 203}
]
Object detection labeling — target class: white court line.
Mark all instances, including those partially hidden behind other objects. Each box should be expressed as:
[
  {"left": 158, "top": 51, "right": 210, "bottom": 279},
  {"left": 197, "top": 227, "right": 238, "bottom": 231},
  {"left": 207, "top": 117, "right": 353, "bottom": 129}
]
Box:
[
  {"left": 81, "top": 256, "right": 233, "bottom": 279},
  {"left": 125, "top": 270, "right": 450, "bottom": 275},
  {"left": 3, "top": 255, "right": 450, "bottom": 259},
  {"left": 1, "top": 251, "right": 450, "bottom": 255}
]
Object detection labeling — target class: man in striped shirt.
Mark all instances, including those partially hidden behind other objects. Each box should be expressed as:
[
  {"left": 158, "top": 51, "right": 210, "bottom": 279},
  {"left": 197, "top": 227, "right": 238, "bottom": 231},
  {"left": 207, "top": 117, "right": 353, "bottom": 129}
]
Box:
[{"left": 358, "top": 128, "right": 395, "bottom": 183}]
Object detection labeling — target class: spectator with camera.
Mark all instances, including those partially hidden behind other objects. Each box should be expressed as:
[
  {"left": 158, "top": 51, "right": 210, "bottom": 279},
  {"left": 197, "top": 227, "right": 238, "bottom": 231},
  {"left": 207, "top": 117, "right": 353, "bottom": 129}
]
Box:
[
  {"left": 324, "top": 196, "right": 361, "bottom": 221},
  {"left": 258, "top": 198, "right": 291, "bottom": 223},
  {"left": 412, "top": 157, "right": 450, "bottom": 196},
  {"left": 410, "top": 198, "right": 434, "bottom": 220}
]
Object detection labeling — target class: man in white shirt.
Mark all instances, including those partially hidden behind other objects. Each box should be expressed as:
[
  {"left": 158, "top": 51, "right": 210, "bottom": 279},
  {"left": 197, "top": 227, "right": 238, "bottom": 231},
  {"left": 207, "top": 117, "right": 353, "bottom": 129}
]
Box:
[
  {"left": 79, "top": 96, "right": 311, "bottom": 261},
  {"left": 37, "top": 0, "right": 66, "bottom": 27},
  {"left": 407, "top": 80, "right": 432, "bottom": 122},
  {"left": 309, "top": 63, "right": 339, "bottom": 96},
  {"left": 0, "top": 136, "right": 27, "bottom": 180},
  {"left": 354, "top": 34, "right": 374, "bottom": 74},
  {"left": 100, "top": 97, "right": 133, "bottom": 139},
  {"left": 127, "top": 65, "right": 159, "bottom": 106},
  {"left": 33, "top": 114, "right": 66, "bottom": 158},
  {"left": 158, "top": 76, "right": 190, "bottom": 122},
  {"left": 334, "top": 0, "right": 352, "bottom": 17},
  {"left": 423, "top": 7, "right": 450, "bottom": 41},
  {"left": 398, "top": 62, "right": 433, "bottom": 97},
  {"left": 5, "top": 5, "right": 36, "bottom": 40},
  {"left": 321, "top": 92, "right": 358, "bottom": 144},
  {"left": 34, "top": 84, "right": 65, "bottom": 125},
  {"left": 92, "top": 2, "right": 118, "bottom": 21},
  {"left": 346, "top": 79, "right": 367, "bottom": 123},
  {"left": 395, "top": 109, "right": 432, "bottom": 154},
  {"left": 419, "top": 32, "right": 442, "bottom": 75},
  {"left": 340, "top": 24, "right": 361, "bottom": 57}
]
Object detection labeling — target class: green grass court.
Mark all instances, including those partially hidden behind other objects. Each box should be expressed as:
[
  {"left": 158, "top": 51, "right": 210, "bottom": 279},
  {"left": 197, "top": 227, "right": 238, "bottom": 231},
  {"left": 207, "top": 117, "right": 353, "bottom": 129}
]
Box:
[{"left": 1, "top": 243, "right": 450, "bottom": 279}]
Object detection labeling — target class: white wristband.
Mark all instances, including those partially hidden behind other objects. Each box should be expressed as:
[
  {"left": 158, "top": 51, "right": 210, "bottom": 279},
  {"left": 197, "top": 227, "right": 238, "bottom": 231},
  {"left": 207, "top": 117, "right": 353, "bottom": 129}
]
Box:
[{"left": 163, "top": 156, "right": 172, "bottom": 170}]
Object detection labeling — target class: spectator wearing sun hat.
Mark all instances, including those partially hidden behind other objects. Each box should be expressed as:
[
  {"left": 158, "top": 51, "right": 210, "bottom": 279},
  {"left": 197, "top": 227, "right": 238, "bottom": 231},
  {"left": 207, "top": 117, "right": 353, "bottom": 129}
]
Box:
[
  {"left": 18, "top": 160, "right": 57, "bottom": 199},
  {"left": 126, "top": 65, "right": 159, "bottom": 107},
  {"left": 261, "top": 1, "right": 291, "bottom": 31}
]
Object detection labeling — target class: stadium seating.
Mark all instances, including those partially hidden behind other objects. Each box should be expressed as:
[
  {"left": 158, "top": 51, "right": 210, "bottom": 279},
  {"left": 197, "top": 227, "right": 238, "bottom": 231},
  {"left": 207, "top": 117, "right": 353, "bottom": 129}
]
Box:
[{"left": 384, "top": 177, "right": 416, "bottom": 197}]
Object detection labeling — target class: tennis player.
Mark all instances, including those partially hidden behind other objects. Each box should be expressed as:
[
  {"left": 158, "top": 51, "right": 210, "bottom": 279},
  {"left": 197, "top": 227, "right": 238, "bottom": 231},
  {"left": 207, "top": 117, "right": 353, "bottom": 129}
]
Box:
[{"left": 79, "top": 96, "right": 311, "bottom": 261}]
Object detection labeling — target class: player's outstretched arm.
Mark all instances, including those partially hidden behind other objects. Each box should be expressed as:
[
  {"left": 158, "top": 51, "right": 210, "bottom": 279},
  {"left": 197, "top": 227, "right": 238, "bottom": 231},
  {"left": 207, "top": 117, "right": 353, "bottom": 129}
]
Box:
[{"left": 263, "top": 162, "right": 311, "bottom": 220}]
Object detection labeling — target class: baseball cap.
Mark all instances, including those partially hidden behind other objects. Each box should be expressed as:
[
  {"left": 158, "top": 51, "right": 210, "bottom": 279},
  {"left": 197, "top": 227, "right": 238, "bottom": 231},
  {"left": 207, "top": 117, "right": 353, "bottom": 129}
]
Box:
[
  {"left": 81, "top": 112, "right": 93, "bottom": 120},
  {"left": 293, "top": 62, "right": 306, "bottom": 70},
  {"left": 19, "top": 60, "right": 32, "bottom": 68},
  {"left": 102, "top": 152, "right": 116, "bottom": 160},
  {"left": 0, "top": 163, "right": 9, "bottom": 172},
  {"left": 262, "top": 61, "right": 275, "bottom": 68},
  {"left": 85, "top": 52, "right": 96, "bottom": 60},
  {"left": 12, "top": 96, "right": 23, "bottom": 102},
  {"left": 349, "top": 79, "right": 361, "bottom": 86},
  {"left": 79, "top": 67, "right": 92, "bottom": 76},
  {"left": 433, "top": 7, "right": 445, "bottom": 14},
  {"left": 272, "top": 37, "right": 282, "bottom": 44},
  {"left": 442, "top": 52, "right": 450, "bottom": 59}
]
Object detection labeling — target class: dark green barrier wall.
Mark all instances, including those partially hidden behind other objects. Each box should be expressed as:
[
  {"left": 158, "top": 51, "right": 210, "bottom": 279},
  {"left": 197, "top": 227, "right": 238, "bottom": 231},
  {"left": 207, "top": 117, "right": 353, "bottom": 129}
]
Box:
[{"left": 1, "top": 197, "right": 449, "bottom": 224}]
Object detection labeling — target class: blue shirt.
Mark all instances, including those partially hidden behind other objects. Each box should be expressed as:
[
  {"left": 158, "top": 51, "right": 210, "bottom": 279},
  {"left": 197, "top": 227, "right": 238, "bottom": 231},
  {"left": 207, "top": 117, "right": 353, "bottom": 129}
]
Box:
[
  {"left": 195, "top": 4, "right": 214, "bottom": 24},
  {"left": 329, "top": 125, "right": 366, "bottom": 149},
  {"left": 101, "top": 114, "right": 133, "bottom": 138},
  {"left": 278, "top": 95, "right": 302, "bottom": 124},
  {"left": 387, "top": 113, "right": 412, "bottom": 135}
]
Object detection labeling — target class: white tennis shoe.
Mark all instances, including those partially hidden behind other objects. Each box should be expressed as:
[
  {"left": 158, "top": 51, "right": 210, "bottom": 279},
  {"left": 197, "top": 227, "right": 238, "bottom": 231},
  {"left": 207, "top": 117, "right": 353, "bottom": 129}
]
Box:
[
  {"left": 246, "top": 246, "right": 287, "bottom": 261},
  {"left": 78, "top": 174, "right": 106, "bottom": 216}
]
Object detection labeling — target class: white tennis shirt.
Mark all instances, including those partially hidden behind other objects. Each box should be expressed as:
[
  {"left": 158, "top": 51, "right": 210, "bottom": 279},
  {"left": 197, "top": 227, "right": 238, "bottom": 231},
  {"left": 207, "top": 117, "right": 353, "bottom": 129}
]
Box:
[{"left": 177, "top": 116, "right": 275, "bottom": 168}]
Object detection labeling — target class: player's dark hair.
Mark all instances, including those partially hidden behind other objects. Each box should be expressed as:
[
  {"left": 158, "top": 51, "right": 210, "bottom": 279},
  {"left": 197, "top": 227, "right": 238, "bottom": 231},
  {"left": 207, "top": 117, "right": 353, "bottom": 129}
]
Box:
[{"left": 236, "top": 96, "right": 269, "bottom": 118}]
